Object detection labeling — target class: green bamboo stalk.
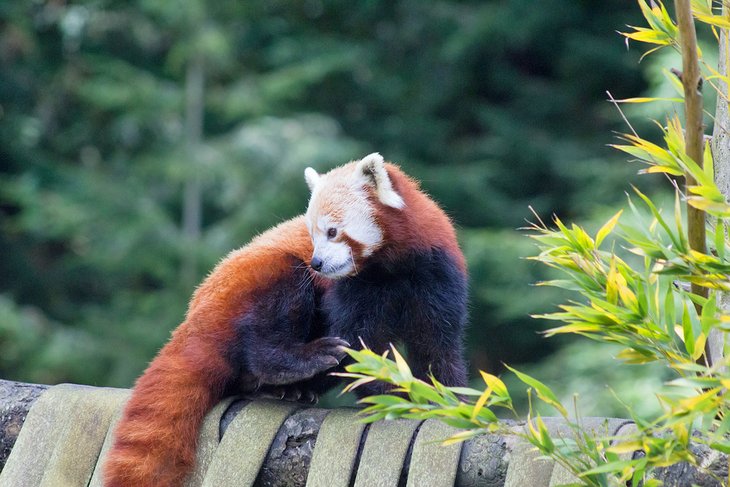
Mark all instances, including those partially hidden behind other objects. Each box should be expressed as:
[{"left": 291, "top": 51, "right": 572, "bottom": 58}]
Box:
[{"left": 674, "top": 0, "right": 710, "bottom": 359}]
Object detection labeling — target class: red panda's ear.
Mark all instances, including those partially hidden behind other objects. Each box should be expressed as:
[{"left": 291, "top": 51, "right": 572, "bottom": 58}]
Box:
[
  {"left": 304, "top": 167, "right": 320, "bottom": 192},
  {"left": 356, "top": 153, "right": 405, "bottom": 209}
]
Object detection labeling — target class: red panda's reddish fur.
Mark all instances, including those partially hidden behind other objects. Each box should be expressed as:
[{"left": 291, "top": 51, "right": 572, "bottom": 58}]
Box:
[
  {"left": 103, "top": 217, "right": 319, "bottom": 487},
  {"left": 374, "top": 164, "right": 466, "bottom": 272},
  {"left": 103, "top": 158, "right": 469, "bottom": 486}
]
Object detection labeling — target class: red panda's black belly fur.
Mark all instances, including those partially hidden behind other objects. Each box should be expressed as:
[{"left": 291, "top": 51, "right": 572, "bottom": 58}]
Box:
[{"left": 322, "top": 246, "right": 468, "bottom": 395}]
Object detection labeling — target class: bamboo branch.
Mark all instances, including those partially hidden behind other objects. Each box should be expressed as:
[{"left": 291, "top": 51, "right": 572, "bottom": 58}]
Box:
[{"left": 674, "top": 0, "right": 710, "bottom": 361}]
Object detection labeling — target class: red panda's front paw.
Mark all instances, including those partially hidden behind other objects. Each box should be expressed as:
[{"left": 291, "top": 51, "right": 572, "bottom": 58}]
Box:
[{"left": 302, "top": 336, "right": 349, "bottom": 374}]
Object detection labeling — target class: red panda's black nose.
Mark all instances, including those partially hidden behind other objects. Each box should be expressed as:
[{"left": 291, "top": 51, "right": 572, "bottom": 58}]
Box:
[{"left": 310, "top": 256, "right": 323, "bottom": 271}]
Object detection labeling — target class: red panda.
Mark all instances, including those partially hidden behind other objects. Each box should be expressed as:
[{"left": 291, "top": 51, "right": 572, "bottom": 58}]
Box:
[
  {"left": 303, "top": 153, "right": 468, "bottom": 395},
  {"left": 103, "top": 218, "right": 346, "bottom": 487},
  {"left": 103, "top": 153, "right": 468, "bottom": 486}
]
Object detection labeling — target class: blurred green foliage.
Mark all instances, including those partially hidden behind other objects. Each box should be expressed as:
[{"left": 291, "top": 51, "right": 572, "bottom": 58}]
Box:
[{"left": 0, "top": 0, "right": 660, "bottom": 411}]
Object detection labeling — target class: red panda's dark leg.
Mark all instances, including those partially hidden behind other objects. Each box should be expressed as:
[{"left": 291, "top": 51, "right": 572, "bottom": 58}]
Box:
[
  {"left": 226, "top": 266, "right": 348, "bottom": 388},
  {"left": 246, "top": 335, "right": 349, "bottom": 385},
  {"left": 407, "top": 341, "right": 468, "bottom": 387}
]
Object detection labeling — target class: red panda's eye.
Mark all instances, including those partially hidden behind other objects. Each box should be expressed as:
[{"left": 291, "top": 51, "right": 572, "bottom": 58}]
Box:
[{"left": 326, "top": 227, "right": 337, "bottom": 239}]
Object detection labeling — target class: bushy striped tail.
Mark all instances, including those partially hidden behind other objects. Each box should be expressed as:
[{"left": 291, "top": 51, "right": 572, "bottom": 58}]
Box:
[{"left": 103, "top": 336, "right": 231, "bottom": 487}]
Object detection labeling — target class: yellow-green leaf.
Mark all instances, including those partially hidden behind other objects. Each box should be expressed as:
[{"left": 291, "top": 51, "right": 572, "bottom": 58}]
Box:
[
  {"left": 613, "top": 96, "right": 682, "bottom": 103},
  {"left": 596, "top": 210, "right": 622, "bottom": 248},
  {"left": 471, "top": 385, "right": 493, "bottom": 421},
  {"left": 442, "top": 429, "right": 481, "bottom": 446},
  {"left": 616, "top": 348, "right": 657, "bottom": 364},
  {"left": 390, "top": 344, "right": 413, "bottom": 382},
  {"left": 695, "top": 13, "right": 730, "bottom": 29},
  {"left": 640, "top": 165, "right": 684, "bottom": 176},
  {"left": 506, "top": 365, "right": 567, "bottom": 417},
  {"left": 693, "top": 332, "right": 707, "bottom": 361},
  {"left": 662, "top": 67, "right": 685, "bottom": 96},
  {"left": 480, "top": 371, "right": 509, "bottom": 398},
  {"left": 687, "top": 197, "right": 730, "bottom": 217},
  {"left": 622, "top": 27, "right": 671, "bottom": 45},
  {"left": 704, "top": 140, "right": 714, "bottom": 180},
  {"left": 682, "top": 303, "right": 695, "bottom": 357},
  {"left": 545, "top": 323, "right": 602, "bottom": 335},
  {"left": 606, "top": 440, "right": 644, "bottom": 455},
  {"left": 678, "top": 387, "right": 722, "bottom": 413}
]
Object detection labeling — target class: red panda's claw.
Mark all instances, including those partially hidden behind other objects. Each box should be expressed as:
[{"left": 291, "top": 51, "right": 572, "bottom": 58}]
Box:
[
  {"left": 301, "top": 390, "right": 319, "bottom": 404},
  {"left": 322, "top": 356, "right": 340, "bottom": 367}
]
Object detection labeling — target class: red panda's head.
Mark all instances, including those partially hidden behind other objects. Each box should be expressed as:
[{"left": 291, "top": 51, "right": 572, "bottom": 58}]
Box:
[{"left": 304, "top": 153, "right": 405, "bottom": 278}]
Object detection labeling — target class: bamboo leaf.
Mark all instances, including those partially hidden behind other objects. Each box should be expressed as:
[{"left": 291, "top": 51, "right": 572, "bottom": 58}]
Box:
[
  {"left": 471, "top": 385, "right": 493, "bottom": 421},
  {"left": 580, "top": 459, "right": 637, "bottom": 476},
  {"left": 633, "top": 186, "right": 684, "bottom": 251},
  {"left": 700, "top": 291, "right": 717, "bottom": 335},
  {"left": 606, "top": 440, "right": 643, "bottom": 455},
  {"left": 615, "top": 348, "right": 658, "bottom": 364},
  {"left": 409, "top": 380, "right": 446, "bottom": 405},
  {"left": 442, "top": 429, "right": 481, "bottom": 446},
  {"left": 340, "top": 376, "right": 376, "bottom": 394},
  {"left": 596, "top": 210, "right": 623, "bottom": 247},
  {"left": 692, "top": 332, "right": 707, "bottom": 361},
  {"left": 664, "top": 279, "right": 676, "bottom": 333},
  {"left": 622, "top": 28, "right": 672, "bottom": 45},
  {"left": 614, "top": 96, "right": 682, "bottom": 103},
  {"left": 447, "top": 386, "right": 485, "bottom": 397},
  {"left": 536, "top": 416, "right": 555, "bottom": 453},
  {"left": 709, "top": 441, "right": 730, "bottom": 454},
  {"left": 694, "top": 13, "right": 730, "bottom": 29},
  {"left": 678, "top": 387, "right": 722, "bottom": 413},
  {"left": 662, "top": 67, "right": 686, "bottom": 96},
  {"left": 640, "top": 165, "right": 685, "bottom": 176},
  {"left": 716, "top": 220, "right": 725, "bottom": 260},
  {"left": 682, "top": 302, "right": 695, "bottom": 357},
  {"left": 535, "top": 280, "right": 584, "bottom": 291},
  {"left": 544, "top": 323, "right": 603, "bottom": 335},
  {"left": 690, "top": 0, "right": 713, "bottom": 17},
  {"left": 390, "top": 344, "right": 413, "bottom": 382},
  {"left": 480, "top": 370, "right": 509, "bottom": 398},
  {"left": 704, "top": 140, "right": 714, "bottom": 181},
  {"left": 687, "top": 197, "right": 730, "bottom": 217},
  {"left": 506, "top": 365, "right": 567, "bottom": 416}
]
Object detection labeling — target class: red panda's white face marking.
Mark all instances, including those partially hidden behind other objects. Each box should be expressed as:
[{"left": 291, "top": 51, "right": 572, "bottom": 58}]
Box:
[{"left": 304, "top": 153, "right": 405, "bottom": 279}]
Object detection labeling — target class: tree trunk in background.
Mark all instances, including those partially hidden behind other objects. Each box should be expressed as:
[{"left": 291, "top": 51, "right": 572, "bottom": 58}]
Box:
[
  {"left": 711, "top": 15, "right": 730, "bottom": 369},
  {"left": 181, "top": 53, "right": 205, "bottom": 287}
]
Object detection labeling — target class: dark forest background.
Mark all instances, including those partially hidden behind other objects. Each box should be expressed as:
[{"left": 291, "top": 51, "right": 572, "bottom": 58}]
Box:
[{"left": 1, "top": 1, "right": 671, "bottom": 414}]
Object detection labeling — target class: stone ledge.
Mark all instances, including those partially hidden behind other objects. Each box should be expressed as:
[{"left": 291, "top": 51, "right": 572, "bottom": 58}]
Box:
[
  {"left": 0, "top": 379, "right": 726, "bottom": 487},
  {"left": 0, "top": 379, "right": 48, "bottom": 470}
]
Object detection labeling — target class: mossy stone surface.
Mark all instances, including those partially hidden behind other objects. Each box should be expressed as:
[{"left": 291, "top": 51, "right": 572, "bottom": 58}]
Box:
[
  {"left": 0, "top": 384, "right": 127, "bottom": 487},
  {"left": 201, "top": 400, "right": 299, "bottom": 487},
  {"left": 352, "top": 418, "right": 422, "bottom": 487},
  {"left": 406, "top": 419, "right": 462, "bottom": 487},
  {"left": 305, "top": 408, "right": 367, "bottom": 487}
]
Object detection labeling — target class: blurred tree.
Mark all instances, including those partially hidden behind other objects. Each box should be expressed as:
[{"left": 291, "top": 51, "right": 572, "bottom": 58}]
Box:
[{"left": 0, "top": 0, "right": 648, "bottom": 389}]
